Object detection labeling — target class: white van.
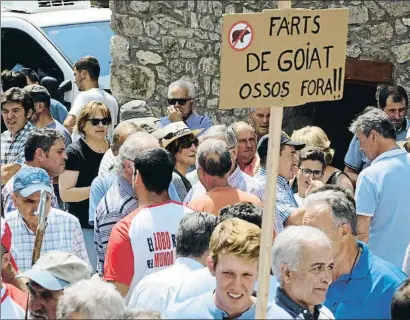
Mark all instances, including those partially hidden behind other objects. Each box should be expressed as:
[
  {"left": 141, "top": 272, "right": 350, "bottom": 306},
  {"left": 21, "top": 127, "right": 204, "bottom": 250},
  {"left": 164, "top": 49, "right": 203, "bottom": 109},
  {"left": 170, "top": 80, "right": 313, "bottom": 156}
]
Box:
[{"left": 1, "top": 0, "right": 113, "bottom": 108}]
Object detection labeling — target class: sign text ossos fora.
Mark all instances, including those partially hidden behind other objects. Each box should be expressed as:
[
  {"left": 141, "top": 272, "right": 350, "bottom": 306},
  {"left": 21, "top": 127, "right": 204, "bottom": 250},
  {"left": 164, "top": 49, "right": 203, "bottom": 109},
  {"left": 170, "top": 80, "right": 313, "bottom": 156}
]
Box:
[{"left": 229, "top": 20, "right": 254, "bottom": 51}]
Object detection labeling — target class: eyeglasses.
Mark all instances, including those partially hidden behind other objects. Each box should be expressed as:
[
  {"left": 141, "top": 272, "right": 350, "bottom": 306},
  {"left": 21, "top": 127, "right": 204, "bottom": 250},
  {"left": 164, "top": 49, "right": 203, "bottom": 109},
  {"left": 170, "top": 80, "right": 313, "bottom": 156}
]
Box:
[
  {"left": 180, "top": 138, "right": 199, "bottom": 149},
  {"left": 300, "top": 168, "right": 323, "bottom": 178},
  {"left": 167, "top": 98, "right": 193, "bottom": 106},
  {"left": 87, "top": 118, "right": 110, "bottom": 126}
]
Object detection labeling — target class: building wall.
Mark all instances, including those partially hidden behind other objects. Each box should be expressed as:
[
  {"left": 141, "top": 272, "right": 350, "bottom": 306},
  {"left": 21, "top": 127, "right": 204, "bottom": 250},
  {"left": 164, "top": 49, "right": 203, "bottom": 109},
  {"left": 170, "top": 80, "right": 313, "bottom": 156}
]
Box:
[{"left": 109, "top": 0, "right": 410, "bottom": 127}]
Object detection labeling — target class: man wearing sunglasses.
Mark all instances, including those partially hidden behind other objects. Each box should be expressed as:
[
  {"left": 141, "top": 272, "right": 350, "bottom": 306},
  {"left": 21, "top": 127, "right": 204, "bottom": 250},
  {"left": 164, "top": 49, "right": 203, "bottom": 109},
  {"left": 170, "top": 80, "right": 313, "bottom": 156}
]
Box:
[{"left": 160, "top": 79, "right": 212, "bottom": 135}]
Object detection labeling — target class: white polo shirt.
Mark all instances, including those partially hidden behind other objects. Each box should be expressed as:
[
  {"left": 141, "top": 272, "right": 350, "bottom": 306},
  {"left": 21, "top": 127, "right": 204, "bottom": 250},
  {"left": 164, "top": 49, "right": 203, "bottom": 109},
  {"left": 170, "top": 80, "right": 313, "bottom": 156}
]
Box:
[
  {"left": 127, "top": 257, "right": 203, "bottom": 313},
  {"left": 104, "top": 201, "right": 193, "bottom": 302}
]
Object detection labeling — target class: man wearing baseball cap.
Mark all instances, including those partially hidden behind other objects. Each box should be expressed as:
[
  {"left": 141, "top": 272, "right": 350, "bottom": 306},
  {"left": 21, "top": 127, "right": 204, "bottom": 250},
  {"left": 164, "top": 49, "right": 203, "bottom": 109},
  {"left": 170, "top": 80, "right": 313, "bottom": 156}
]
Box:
[
  {"left": 255, "top": 132, "right": 305, "bottom": 232},
  {"left": 6, "top": 166, "right": 89, "bottom": 271},
  {"left": 24, "top": 84, "right": 71, "bottom": 147},
  {"left": 17, "top": 250, "right": 91, "bottom": 319}
]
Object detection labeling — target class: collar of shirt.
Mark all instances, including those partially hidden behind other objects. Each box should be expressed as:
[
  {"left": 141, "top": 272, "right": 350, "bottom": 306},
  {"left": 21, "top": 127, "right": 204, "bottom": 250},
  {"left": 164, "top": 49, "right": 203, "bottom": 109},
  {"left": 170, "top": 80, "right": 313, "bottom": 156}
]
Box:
[
  {"left": 372, "top": 147, "right": 408, "bottom": 165},
  {"left": 15, "top": 211, "right": 39, "bottom": 235},
  {"left": 275, "top": 287, "right": 322, "bottom": 320},
  {"left": 205, "top": 291, "right": 256, "bottom": 319},
  {"left": 277, "top": 175, "right": 291, "bottom": 189},
  {"left": 174, "top": 257, "right": 204, "bottom": 270},
  {"left": 239, "top": 154, "right": 260, "bottom": 177},
  {"left": 118, "top": 175, "right": 134, "bottom": 198},
  {"left": 337, "top": 241, "right": 371, "bottom": 280},
  {"left": 398, "top": 118, "right": 410, "bottom": 133},
  {"left": 256, "top": 166, "right": 266, "bottom": 178},
  {"left": 10, "top": 121, "right": 35, "bottom": 141}
]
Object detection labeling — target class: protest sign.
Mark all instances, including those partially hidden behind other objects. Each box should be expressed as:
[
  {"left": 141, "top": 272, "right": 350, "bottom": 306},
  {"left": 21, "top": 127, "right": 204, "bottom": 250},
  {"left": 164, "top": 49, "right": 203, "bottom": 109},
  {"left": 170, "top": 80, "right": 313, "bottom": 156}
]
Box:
[{"left": 219, "top": 8, "right": 349, "bottom": 109}]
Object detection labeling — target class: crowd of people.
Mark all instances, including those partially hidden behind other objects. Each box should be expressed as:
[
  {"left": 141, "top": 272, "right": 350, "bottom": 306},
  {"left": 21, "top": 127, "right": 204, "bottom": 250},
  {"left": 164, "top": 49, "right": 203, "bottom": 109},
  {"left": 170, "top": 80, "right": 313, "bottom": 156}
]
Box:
[{"left": 1, "top": 55, "right": 410, "bottom": 319}]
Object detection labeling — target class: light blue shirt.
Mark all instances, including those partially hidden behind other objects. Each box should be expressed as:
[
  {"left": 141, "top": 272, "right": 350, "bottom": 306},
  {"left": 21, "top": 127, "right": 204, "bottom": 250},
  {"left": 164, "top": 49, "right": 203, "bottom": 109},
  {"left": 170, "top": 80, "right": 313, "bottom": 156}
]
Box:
[
  {"left": 89, "top": 174, "right": 181, "bottom": 226},
  {"left": 325, "top": 242, "right": 406, "bottom": 319},
  {"left": 345, "top": 119, "right": 410, "bottom": 172},
  {"left": 50, "top": 98, "right": 68, "bottom": 124},
  {"left": 355, "top": 148, "right": 410, "bottom": 267},
  {"left": 160, "top": 113, "right": 213, "bottom": 136},
  {"left": 166, "top": 291, "right": 257, "bottom": 319}
]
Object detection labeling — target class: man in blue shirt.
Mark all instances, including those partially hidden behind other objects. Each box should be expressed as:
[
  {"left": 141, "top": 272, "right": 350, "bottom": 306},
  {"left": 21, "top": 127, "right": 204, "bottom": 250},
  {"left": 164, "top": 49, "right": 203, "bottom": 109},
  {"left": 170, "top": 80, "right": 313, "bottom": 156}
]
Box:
[
  {"left": 349, "top": 107, "right": 410, "bottom": 268},
  {"left": 166, "top": 218, "right": 260, "bottom": 319},
  {"left": 303, "top": 186, "right": 406, "bottom": 319},
  {"left": 160, "top": 79, "right": 213, "bottom": 135},
  {"left": 344, "top": 85, "right": 409, "bottom": 185}
]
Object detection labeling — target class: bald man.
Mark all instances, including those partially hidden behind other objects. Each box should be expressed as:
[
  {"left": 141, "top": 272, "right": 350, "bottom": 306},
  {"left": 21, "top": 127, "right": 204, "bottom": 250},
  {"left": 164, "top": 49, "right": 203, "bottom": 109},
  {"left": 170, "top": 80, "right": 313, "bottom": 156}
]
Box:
[{"left": 230, "top": 121, "right": 260, "bottom": 177}]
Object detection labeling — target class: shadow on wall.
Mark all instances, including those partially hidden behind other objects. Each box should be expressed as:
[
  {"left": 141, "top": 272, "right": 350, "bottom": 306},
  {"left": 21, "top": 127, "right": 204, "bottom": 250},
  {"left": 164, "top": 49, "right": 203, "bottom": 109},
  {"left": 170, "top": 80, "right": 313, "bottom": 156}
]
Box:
[{"left": 91, "top": 0, "right": 109, "bottom": 8}]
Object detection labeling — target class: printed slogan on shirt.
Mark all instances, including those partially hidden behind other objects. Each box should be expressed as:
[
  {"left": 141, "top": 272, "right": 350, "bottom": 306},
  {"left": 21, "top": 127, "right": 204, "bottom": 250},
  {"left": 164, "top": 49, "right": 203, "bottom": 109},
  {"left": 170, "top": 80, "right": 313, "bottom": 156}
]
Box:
[
  {"left": 219, "top": 8, "right": 349, "bottom": 109},
  {"left": 146, "top": 231, "right": 177, "bottom": 269}
]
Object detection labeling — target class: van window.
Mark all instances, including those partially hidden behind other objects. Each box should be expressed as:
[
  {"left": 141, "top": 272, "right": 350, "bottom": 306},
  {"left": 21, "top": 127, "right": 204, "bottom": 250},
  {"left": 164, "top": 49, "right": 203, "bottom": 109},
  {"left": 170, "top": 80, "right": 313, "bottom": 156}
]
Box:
[
  {"left": 1, "top": 27, "right": 64, "bottom": 83},
  {"left": 42, "top": 21, "right": 113, "bottom": 86}
]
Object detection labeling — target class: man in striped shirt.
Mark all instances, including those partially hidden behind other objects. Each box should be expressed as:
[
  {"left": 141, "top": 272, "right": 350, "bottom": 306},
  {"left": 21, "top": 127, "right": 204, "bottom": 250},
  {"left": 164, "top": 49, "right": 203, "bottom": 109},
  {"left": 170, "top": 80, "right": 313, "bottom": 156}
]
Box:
[{"left": 94, "top": 132, "right": 159, "bottom": 275}]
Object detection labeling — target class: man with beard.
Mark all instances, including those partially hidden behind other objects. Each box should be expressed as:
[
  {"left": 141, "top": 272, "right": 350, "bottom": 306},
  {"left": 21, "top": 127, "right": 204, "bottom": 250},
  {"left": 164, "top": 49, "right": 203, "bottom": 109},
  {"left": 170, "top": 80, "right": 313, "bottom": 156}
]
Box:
[
  {"left": 63, "top": 56, "right": 118, "bottom": 142},
  {"left": 24, "top": 85, "right": 71, "bottom": 147},
  {"left": 2, "top": 129, "right": 67, "bottom": 214},
  {"left": 17, "top": 251, "right": 91, "bottom": 319}
]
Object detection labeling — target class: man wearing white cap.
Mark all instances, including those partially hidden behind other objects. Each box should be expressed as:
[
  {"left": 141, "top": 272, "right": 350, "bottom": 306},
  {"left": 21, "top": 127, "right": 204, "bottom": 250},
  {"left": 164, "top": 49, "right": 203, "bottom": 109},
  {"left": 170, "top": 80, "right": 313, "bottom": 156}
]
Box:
[
  {"left": 17, "top": 250, "right": 91, "bottom": 319},
  {"left": 6, "top": 166, "right": 89, "bottom": 271}
]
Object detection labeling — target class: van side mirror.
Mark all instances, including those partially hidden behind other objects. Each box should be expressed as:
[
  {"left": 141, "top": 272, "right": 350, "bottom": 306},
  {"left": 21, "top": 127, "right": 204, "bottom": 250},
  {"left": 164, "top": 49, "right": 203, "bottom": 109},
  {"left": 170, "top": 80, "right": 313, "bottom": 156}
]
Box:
[{"left": 58, "top": 79, "right": 72, "bottom": 93}]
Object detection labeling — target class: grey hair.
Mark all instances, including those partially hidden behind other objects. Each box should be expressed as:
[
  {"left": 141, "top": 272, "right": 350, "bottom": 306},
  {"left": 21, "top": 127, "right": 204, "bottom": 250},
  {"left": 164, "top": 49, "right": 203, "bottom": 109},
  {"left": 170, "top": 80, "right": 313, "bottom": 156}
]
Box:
[
  {"left": 168, "top": 79, "right": 196, "bottom": 98},
  {"left": 271, "top": 226, "right": 331, "bottom": 284},
  {"left": 123, "top": 309, "right": 163, "bottom": 319},
  {"left": 249, "top": 107, "right": 257, "bottom": 113},
  {"left": 116, "top": 132, "right": 159, "bottom": 174},
  {"left": 196, "top": 139, "right": 232, "bottom": 177},
  {"left": 349, "top": 107, "right": 396, "bottom": 140},
  {"left": 201, "top": 125, "right": 238, "bottom": 148},
  {"left": 56, "top": 278, "right": 126, "bottom": 319},
  {"left": 230, "top": 121, "right": 255, "bottom": 135},
  {"left": 304, "top": 189, "right": 358, "bottom": 236}
]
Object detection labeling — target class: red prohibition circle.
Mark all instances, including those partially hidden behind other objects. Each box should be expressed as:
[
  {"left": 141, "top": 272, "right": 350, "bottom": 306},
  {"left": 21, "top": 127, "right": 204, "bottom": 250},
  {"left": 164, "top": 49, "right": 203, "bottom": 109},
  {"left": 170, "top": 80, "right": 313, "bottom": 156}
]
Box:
[{"left": 228, "top": 20, "right": 254, "bottom": 52}]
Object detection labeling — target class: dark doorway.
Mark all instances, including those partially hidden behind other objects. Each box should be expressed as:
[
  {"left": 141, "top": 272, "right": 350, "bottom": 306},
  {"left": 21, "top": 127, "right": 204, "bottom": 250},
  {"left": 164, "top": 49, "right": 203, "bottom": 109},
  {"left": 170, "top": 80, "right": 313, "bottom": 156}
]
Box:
[{"left": 312, "top": 82, "right": 377, "bottom": 170}]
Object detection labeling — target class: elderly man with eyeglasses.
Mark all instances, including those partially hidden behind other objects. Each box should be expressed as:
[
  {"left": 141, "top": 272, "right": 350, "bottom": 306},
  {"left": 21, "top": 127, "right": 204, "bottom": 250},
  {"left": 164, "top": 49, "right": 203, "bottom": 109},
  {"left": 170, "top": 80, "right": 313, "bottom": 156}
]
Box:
[{"left": 160, "top": 79, "right": 213, "bottom": 135}]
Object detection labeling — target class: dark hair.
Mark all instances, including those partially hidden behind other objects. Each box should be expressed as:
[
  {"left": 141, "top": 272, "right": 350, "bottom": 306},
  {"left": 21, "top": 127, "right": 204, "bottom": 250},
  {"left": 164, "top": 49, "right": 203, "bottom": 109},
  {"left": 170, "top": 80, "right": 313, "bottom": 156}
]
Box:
[
  {"left": 379, "top": 85, "right": 408, "bottom": 109},
  {"left": 40, "top": 77, "right": 59, "bottom": 100},
  {"left": 1, "top": 87, "right": 34, "bottom": 115},
  {"left": 133, "top": 148, "right": 175, "bottom": 194},
  {"left": 1, "top": 70, "right": 27, "bottom": 91},
  {"left": 298, "top": 146, "right": 326, "bottom": 169},
  {"left": 20, "top": 68, "right": 39, "bottom": 84},
  {"left": 165, "top": 134, "right": 197, "bottom": 157},
  {"left": 24, "top": 129, "right": 65, "bottom": 161},
  {"left": 73, "top": 56, "right": 100, "bottom": 81},
  {"left": 219, "top": 202, "right": 262, "bottom": 228},
  {"left": 197, "top": 139, "right": 232, "bottom": 178},
  {"left": 176, "top": 211, "right": 217, "bottom": 258},
  {"left": 391, "top": 279, "right": 410, "bottom": 320}
]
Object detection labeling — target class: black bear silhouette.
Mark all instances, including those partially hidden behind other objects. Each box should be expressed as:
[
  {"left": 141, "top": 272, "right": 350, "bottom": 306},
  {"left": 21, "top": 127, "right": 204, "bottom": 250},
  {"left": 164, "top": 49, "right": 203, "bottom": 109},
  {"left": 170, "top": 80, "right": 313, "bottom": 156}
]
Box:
[{"left": 232, "top": 29, "right": 250, "bottom": 44}]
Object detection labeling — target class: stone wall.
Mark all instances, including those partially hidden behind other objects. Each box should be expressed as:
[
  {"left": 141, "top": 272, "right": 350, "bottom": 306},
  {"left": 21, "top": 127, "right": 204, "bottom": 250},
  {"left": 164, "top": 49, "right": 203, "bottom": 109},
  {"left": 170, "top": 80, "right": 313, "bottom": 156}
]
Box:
[{"left": 109, "top": 0, "right": 410, "bottom": 127}]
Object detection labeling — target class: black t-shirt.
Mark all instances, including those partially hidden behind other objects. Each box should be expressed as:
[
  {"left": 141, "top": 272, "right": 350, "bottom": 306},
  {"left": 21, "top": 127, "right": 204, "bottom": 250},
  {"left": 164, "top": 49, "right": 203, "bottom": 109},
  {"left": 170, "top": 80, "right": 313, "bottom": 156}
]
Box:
[{"left": 65, "top": 138, "right": 105, "bottom": 229}]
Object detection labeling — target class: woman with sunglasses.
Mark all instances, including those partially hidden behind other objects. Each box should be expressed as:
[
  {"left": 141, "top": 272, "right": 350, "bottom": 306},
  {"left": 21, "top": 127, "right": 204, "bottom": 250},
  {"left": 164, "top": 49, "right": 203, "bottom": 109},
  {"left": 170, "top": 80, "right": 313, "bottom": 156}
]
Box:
[
  {"left": 160, "top": 122, "right": 203, "bottom": 201},
  {"left": 59, "top": 101, "right": 111, "bottom": 270}
]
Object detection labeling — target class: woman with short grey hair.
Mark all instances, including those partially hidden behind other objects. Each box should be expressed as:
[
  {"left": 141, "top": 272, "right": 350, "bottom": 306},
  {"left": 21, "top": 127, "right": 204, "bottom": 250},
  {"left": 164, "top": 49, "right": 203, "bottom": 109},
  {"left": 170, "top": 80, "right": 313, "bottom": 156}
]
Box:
[{"left": 57, "top": 278, "right": 126, "bottom": 319}]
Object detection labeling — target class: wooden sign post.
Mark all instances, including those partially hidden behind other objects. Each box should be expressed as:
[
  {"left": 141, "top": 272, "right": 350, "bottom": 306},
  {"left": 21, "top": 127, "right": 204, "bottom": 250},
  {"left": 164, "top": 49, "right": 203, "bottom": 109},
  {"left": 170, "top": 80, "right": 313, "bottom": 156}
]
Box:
[{"left": 218, "top": 1, "right": 348, "bottom": 318}]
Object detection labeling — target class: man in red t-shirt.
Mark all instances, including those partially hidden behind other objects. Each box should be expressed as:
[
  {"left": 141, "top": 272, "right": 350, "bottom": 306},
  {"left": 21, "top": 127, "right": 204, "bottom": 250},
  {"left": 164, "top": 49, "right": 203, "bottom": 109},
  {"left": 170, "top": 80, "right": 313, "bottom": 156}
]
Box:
[
  {"left": 104, "top": 148, "right": 193, "bottom": 302},
  {"left": 189, "top": 139, "right": 262, "bottom": 215}
]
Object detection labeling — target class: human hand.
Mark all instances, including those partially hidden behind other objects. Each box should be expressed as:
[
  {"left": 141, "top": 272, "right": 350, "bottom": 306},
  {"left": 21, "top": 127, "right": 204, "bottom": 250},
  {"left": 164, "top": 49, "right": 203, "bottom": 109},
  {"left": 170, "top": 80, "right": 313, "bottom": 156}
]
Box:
[
  {"left": 305, "top": 176, "right": 324, "bottom": 197},
  {"left": 167, "top": 106, "right": 183, "bottom": 122}
]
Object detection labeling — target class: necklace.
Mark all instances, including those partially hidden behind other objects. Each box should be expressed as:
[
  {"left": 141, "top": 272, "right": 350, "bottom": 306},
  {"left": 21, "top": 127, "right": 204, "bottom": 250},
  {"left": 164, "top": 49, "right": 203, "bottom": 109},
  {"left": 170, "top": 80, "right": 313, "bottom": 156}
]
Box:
[{"left": 348, "top": 246, "right": 361, "bottom": 278}]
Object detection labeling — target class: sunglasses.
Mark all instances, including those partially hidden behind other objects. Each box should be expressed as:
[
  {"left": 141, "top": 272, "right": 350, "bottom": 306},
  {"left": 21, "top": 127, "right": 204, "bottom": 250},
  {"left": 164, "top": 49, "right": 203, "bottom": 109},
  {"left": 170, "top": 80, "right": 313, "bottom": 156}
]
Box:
[
  {"left": 88, "top": 118, "right": 110, "bottom": 126},
  {"left": 180, "top": 138, "right": 199, "bottom": 149},
  {"left": 168, "top": 98, "right": 193, "bottom": 106}
]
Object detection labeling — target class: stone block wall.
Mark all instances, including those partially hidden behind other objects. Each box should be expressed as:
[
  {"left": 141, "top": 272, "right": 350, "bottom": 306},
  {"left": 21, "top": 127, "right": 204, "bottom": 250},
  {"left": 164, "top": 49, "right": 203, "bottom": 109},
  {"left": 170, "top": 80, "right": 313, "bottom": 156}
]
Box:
[{"left": 109, "top": 0, "right": 410, "bottom": 126}]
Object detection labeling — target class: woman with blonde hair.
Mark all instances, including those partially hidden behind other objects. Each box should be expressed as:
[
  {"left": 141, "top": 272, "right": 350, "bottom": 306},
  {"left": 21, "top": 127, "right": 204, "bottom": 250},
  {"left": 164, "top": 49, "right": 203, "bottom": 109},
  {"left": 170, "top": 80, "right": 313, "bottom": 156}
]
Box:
[
  {"left": 291, "top": 126, "right": 354, "bottom": 191},
  {"left": 59, "top": 101, "right": 111, "bottom": 270}
]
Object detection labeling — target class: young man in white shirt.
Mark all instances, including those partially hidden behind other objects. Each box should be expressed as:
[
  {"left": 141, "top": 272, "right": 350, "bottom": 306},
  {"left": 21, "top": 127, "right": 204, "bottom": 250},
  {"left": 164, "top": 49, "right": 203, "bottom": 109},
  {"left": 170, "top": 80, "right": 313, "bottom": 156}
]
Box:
[{"left": 63, "top": 56, "right": 118, "bottom": 142}]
